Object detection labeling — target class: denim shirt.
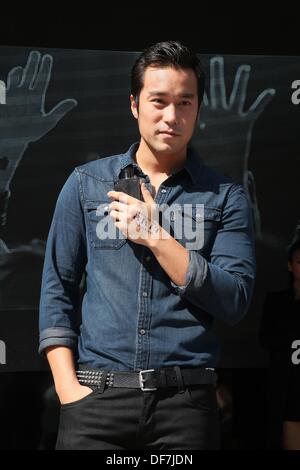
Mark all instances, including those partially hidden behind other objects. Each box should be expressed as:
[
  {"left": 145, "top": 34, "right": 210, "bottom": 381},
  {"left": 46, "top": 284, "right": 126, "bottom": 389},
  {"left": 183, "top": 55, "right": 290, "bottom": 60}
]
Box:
[{"left": 39, "top": 143, "right": 255, "bottom": 370}]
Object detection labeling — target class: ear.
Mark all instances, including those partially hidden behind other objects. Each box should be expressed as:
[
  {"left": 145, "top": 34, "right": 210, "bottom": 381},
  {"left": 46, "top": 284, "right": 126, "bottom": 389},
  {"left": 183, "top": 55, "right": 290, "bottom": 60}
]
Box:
[
  {"left": 130, "top": 94, "right": 138, "bottom": 120},
  {"left": 288, "top": 261, "right": 292, "bottom": 272}
]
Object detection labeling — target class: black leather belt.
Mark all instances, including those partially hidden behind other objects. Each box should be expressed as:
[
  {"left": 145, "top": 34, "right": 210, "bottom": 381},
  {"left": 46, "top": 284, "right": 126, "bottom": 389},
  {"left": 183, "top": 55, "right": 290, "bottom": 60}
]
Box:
[{"left": 76, "top": 365, "right": 217, "bottom": 393}]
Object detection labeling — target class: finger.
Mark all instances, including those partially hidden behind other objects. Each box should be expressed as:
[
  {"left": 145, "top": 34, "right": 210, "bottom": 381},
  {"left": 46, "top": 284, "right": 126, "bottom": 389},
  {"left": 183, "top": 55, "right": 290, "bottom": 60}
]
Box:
[
  {"left": 32, "top": 54, "right": 53, "bottom": 99},
  {"left": 21, "top": 50, "right": 41, "bottom": 89},
  {"left": 107, "top": 190, "right": 136, "bottom": 204},
  {"left": 197, "top": 99, "right": 207, "bottom": 131},
  {"left": 248, "top": 88, "right": 276, "bottom": 118},
  {"left": 202, "top": 90, "right": 209, "bottom": 107},
  {"left": 7, "top": 66, "right": 23, "bottom": 90},
  {"left": 108, "top": 209, "right": 121, "bottom": 221},
  {"left": 209, "top": 56, "right": 228, "bottom": 109},
  {"left": 109, "top": 201, "right": 129, "bottom": 212},
  {"left": 140, "top": 182, "right": 154, "bottom": 204},
  {"left": 229, "top": 64, "right": 251, "bottom": 115},
  {"left": 115, "top": 221, "right": 128, "bottom": 237},
  {"left": 45, "top": 98, "right": 78, "bottom": 123}
]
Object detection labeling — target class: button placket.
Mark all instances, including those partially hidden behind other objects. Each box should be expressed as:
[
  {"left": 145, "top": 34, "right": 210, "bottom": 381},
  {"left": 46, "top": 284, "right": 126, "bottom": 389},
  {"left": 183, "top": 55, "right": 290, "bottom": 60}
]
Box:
[{"left": 135, "top": 246, "right": 153, "bottom": 370}]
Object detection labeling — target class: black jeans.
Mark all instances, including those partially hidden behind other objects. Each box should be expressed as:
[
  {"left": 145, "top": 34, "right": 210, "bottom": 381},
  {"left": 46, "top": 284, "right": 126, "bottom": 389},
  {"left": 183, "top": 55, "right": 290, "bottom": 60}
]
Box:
[{"left": 56, "top": 384, "right": 220, "bottom": 450}]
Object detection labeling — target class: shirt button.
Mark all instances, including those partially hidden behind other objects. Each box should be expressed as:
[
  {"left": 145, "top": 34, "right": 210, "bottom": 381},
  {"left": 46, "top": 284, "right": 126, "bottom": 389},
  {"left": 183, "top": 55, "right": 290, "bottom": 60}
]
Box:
[
  {"left": 145, "top": 255, "right": 151, "bottom": 262},
  {"left": 142, "top": 292, "right": 148, "bottom": 297},
  {"left": 160, "top": 188, "right": 167, "bottom": 193},
  {"left": 140, "top": 329, "right": 146, "bottom": 335}
]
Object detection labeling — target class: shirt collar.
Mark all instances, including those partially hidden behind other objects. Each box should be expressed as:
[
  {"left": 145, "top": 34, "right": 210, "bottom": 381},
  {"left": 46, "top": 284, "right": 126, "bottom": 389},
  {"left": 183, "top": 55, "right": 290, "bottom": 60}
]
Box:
[{"left": 118, "top": 142, "right": 203, "bottom": 185}]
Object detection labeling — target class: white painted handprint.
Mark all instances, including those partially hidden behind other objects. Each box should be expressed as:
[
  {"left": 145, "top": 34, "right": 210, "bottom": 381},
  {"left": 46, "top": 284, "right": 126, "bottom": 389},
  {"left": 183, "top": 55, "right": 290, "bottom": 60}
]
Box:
[
  {"left": 0, "top": 50, "right": 77, "bottom": 193},
  {"left": 195, "top": 56, "right": 276, "bottom": 238},
  {"left": 0, "top": 50, "right": 77, "bottom": 255}
]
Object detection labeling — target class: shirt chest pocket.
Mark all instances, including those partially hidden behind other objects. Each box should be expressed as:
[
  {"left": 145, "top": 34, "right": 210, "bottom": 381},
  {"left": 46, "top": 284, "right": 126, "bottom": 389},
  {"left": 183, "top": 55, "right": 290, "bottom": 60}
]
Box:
[
  {"left": 166, "top": 205, "right": 221, "bottom": 251},
  {"left": 85, "top": 201, "right": 127, "bottom": 250}
]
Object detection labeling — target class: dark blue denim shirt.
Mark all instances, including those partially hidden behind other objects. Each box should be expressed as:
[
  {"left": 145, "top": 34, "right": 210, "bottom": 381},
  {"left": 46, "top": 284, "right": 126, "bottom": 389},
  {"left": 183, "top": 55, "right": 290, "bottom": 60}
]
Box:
[{"left": 39, "top": 143, "right": 255, "bottom": 370}]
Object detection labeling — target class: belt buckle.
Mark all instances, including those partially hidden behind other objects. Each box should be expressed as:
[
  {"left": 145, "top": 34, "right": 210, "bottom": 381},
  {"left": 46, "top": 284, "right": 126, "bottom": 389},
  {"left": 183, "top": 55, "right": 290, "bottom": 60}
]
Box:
[{"left": 139, "top": 369, "right": 157, "bottom": 391}]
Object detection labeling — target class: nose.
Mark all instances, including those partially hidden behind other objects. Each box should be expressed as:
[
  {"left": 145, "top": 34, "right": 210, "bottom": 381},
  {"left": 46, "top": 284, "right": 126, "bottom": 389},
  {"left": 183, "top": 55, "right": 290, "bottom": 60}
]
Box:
[{"left": 163, "top": 104, "right": 178, "bottom": 125}]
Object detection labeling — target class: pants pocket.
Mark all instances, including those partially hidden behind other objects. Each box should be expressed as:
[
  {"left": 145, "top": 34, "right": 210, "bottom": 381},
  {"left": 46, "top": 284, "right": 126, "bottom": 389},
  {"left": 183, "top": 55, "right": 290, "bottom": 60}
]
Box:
[
  {"left": 185, "top": 384, "right": 217, "bottom": 410},
  {"left": 60, "top": 387, "right": 101, "bottom": 410}
]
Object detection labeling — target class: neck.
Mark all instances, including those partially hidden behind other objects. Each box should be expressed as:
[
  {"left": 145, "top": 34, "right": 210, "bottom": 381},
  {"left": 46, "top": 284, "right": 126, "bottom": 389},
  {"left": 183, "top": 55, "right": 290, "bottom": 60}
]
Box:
[{"left": 135, "top": 139, "right": 187, "bottom": 177}]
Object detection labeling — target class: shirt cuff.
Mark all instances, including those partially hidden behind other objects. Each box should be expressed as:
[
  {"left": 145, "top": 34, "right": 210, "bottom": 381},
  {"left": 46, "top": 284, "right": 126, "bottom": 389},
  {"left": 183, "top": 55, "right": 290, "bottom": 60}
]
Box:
[
  {"left": 170, "top": 250, "right": 208, "bottom": 295},
  {"left": 39, "top": 326, "right": 78, "bottom": 355}
]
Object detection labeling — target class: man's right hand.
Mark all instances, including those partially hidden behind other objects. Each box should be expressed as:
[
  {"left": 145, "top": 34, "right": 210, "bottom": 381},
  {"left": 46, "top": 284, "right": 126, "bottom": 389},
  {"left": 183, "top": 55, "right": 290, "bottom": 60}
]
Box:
[
  {"left": 45, "top": 346, "right": 94, "bottom": 405},
  {"left": 57, "top": 382, "right": 95, "bottom": 405}
]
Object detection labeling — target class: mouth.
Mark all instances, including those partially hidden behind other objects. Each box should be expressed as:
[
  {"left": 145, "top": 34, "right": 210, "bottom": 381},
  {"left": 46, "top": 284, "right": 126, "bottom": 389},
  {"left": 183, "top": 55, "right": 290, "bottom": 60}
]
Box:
[{"left": 158, "top": 131, "right": 180, "bottom": 137}]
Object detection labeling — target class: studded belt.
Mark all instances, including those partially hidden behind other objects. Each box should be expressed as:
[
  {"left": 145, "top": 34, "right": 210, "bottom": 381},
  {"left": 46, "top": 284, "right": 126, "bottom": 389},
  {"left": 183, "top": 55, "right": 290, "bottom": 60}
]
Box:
[{"left": 76, "top": 365, "right": 217, "bottom": 393}]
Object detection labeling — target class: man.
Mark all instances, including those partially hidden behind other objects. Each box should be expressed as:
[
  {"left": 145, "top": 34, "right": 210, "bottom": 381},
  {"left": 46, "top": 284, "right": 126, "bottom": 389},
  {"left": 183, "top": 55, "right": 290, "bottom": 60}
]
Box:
[{"left": 39, "top": 41, "right": 256, "bottom": 450}]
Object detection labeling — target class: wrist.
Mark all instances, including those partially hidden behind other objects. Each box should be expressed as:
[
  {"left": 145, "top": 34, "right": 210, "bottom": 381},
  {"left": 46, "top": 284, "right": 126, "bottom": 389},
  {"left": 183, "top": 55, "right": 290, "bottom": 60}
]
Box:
[
  {"left": 0, "top": 143, "right": 27, "bottom": 159},
  {"left": 0, "top": 144, "right": 27, "bottom": 192},
  {"left": 146, "top": 226, "right": 170, "bottom": 251},
  {"left": 55, "top": 376, "right": 80, "bottom": 396}
]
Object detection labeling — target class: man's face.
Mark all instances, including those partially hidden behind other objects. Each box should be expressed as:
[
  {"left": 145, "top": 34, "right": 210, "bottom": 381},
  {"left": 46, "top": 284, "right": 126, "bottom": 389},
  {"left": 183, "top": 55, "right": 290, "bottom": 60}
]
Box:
[{"left": 131, "top": 66, "right": 199, "bottom": 156}]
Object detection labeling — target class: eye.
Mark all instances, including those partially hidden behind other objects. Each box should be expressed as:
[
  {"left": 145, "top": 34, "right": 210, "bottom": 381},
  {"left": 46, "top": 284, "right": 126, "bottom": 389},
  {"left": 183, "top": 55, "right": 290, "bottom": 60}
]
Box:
[
  {"left": 180, "top": 100, "right": 191, "bottom": 106},
  {"left": 151, "top": 98, "right": 164, "bottom": 104}
]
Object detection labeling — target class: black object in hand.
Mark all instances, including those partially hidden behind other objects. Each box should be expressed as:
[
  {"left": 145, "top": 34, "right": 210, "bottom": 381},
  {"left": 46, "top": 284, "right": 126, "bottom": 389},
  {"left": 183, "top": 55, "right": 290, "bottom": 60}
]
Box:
[{"left": 114, "top": 167, "right": 143, "bottom": 201}]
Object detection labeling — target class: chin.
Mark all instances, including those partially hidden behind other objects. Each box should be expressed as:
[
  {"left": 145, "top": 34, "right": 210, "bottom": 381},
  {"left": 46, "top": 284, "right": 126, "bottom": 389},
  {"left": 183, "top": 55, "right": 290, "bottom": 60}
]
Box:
[{"left": 152, "top": 140, "right": 178, "bottom": 154}]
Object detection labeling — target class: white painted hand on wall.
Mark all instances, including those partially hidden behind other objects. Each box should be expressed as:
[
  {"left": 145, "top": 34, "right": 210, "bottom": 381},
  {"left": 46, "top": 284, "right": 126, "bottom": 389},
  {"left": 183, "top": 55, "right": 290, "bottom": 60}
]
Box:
[
  {"left": 196, "top": 56, "right": 276, "bottom": 238},
  {"left": 0, "top": 50, "right": 77, "bottom": 193}
]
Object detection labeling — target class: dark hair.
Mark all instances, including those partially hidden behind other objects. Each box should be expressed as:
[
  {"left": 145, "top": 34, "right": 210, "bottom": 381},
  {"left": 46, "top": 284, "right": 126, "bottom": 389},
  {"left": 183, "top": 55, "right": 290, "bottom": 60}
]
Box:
[{"left": 131, "top": 41, "right": 205, "bottom": 110}]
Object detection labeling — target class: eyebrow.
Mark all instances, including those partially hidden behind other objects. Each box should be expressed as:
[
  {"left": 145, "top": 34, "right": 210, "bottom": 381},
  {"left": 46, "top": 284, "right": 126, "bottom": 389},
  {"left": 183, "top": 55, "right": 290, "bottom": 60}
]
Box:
[{"left": 147, "top": 91, "right": 195, "bottom": 99}]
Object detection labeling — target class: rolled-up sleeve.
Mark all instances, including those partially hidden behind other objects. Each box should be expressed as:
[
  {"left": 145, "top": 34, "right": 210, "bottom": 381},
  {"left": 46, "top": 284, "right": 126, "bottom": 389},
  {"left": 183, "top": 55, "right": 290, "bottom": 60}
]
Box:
[
  {"left": 38, "top": 169, "right": 87, "bottom": 354},
  {"left": 172, "top": 185, "right": 255, "bottom": 325}
]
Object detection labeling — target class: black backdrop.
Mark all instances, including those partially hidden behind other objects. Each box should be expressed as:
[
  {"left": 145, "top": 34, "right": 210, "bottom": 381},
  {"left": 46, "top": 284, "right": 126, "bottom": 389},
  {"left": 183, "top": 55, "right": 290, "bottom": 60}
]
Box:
[{"left": 1, "top": 44, "right": 299, "bottom": 371}]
